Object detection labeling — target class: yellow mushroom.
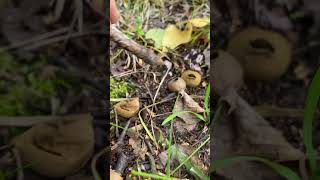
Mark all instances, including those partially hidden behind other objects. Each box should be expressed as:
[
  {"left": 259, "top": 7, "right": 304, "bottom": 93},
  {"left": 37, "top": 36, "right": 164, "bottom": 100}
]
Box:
[
  {"left": 168, "top": 77, "right": 204, "bottom": 113},
  {"left": 114, "top": 98, "right": 140, "bottom": 118},
  {"left": 228, "top": 26, "right": 292, "bottom": 81},
  {"left": 181, "top": 70, "right": 202, "bottom": 87}
]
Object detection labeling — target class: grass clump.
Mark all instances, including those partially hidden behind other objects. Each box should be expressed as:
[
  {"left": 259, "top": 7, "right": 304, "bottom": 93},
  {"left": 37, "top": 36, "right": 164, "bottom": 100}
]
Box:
[{"left": 110, "top": 77, "right": 133, "bottom": 99}]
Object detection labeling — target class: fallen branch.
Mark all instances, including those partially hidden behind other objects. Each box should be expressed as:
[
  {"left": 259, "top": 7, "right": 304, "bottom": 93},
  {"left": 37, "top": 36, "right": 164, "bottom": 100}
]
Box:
[{"left": 110, "top": 24, "right": 164, "bottom": 66}]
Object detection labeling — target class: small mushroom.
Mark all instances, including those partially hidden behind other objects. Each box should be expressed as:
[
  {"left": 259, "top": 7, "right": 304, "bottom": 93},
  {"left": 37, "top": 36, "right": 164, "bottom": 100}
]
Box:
[
  {"left": 115, "top": 98, "right": 140, "bottom": 118},
  {"left": 181, "top": 70, "right": 202, "bottom": 87},
  {"left": 168, "top": 77, "right": 186, "bottom": 92},
  {"left": 228, "top": 26, "right": 292, "bottom": 81},
  {"left": 168, "top": 78, "right": 204, "bottom": 113}
]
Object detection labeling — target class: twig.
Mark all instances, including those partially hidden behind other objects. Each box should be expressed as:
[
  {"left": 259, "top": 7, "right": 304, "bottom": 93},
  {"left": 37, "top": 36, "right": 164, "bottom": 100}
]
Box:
[
  {"left": 22, "top": 31, "right": 105, "bottom": 51},
  {"left": 152, "top": 66, "right": 171, "bottom": 104},
  {"left": 299, "top": 157, "right": 309, "bottom": 180},
  {"left": 75, "top": 0, "right": 83, "bottom": 33},
  {"left": 0, "top": 116, "right": 62, "bottom": 127},
  {"left": 0, "top": 144, "right": 13, "bottom": 151},
  {"left": 115, "top": 152, "right": 129, "bottom": 175},
  {"left": 110, "top": 25, "right": 164, "bottom": 66},
  {"left": 12, "top": 148, "right": 23, "bottom": 180},
  {"left": 112, "top": 119, "right": 132, "bottom": 151},
  {"left": 0, "top": 27, "right": 69, "bottom": 52},
  {"left": 114, "top": 109, "right": 119, "bottom": 137},
  {"left": 146, "top": 152, "right": 157, "bottom": 173},
  {"left": 0, "top": 113, "right": 92, "bottom": 127}
]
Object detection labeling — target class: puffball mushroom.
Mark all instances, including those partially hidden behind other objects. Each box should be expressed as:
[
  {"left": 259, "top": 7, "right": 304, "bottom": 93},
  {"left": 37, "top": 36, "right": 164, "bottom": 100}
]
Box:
[
  {"left": 114, "top": 98, "right": 140, "bottom": 118},
  {"left": 181, "top": 70, "right": 202, "bottom": 87},
  {"left": 168, "top": 78, "right": 204, "bottom": 113},
  {"left": 228, "top": 26, "right": 292, "bottom": 81},
  {"left": 168, "top": 77, "right": 186, "bottom": 92}
]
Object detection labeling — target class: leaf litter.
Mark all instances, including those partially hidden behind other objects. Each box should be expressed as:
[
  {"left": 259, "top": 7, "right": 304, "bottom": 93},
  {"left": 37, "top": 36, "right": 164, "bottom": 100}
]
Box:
[
  {"left": 210, "top": 2, "right": 320, "bottom": 177},
  {"left": 110, "top": 0, "right": 210, "bottom": 179}
]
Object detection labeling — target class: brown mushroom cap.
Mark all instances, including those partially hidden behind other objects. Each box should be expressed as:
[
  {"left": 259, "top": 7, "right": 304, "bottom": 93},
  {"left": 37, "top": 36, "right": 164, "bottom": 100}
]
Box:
[
  {"left": 168, "top": 77, "right": 186, "bottom": 92},
  {"left": 181, "top": 70, "right": 202, "bottom": 87},
  {"left": 228, "top": 26, "right": 292, "bottom": 81},
  {"left": 115, "top": 98, "right": 140, "bottom": 118}
]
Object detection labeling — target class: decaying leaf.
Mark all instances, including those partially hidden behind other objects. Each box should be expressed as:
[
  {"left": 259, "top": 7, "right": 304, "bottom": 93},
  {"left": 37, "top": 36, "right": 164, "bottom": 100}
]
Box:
[
  {"left": 188, "top": 17, "right": 210, "bottom": 27},
  {"left": 173, "top": 98, "right": 199, "bottom": 125},
  {"left": 159, "top": 144, "right": 208, "bottom": 179},
  {"left": 145, "top": 28, "right": 165, "bottom": 49},
  {"left": 162, "top": 23, "right": 193, "bottom": 52},
  {"left": 129, "top": 138, "right": 148, "bottom": 160},
  {"left": 181, "top": 91, "right": 205, "bottom": 113},
  {"left": 211, "top": 93, "right": 304, "bottom": 180}
]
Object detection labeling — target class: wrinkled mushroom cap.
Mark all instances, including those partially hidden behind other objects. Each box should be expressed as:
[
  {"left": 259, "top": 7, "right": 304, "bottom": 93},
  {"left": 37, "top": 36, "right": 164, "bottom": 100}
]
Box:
[
  {"left": 115, "top": 98, "right": 140, "bottom": 118},
  {"left": 228, "top": 26, "right": 292, "bottom": 81},
  {"left": 181, "top": 70, "right": 202, "bottom": 87},
  {"left": 168, "top": 77, "right": 186, "bottom": 92}
]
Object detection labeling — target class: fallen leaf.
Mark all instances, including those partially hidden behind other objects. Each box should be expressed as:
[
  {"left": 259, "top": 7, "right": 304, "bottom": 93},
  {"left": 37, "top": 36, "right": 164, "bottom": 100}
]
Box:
[
  {"left": 181, "top": 91, "right": 205, "bottom": 113},
  {"left": 145, "top": 28, "right": 165, "bottom": 49},
  {"left": 189, "top": 17, "right": 210, "bottom": 27},
  {"left": 173, "top": 98, "right": 199, "bottom": 125},
  {"left": 129, "top": 137, "right": 148, "bottom": 160},
  {"left": 211, "top": 93, "right": 304, "bottom": 180},
  {"left": 162, "top": 23, "right": 193, "bottom": 52}
]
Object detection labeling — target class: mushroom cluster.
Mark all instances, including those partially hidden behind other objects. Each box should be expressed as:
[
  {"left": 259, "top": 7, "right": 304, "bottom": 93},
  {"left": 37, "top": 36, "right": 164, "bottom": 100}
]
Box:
[{"left": 168, "top": 71, "right": 204, "bottom": 113}]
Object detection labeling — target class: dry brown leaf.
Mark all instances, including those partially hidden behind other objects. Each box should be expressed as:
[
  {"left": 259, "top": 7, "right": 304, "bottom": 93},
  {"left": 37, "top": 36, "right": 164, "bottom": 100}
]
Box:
[
  {"left": 211, "top": 93, "right": 304, "bottom": 180},
  {"left": 181, "top": 91, "right": 205, "bottom": 113},
  {"left": 129, "top": 138, "right": 148, "bottom": 160},
  {"left": 173, "top": 98, "right": 199, "bottom": 125}
]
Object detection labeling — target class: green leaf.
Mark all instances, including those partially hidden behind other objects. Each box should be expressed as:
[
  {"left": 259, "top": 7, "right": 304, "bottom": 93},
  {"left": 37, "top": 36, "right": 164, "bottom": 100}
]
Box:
[
  {"left": 210, "top": 156, "right": 300, "bottom": 180},
  {"left": 145, "top": 28, "right": 165, "bottom": 49},
  {"left": 304, "top": 67, "right": 320, "bottom": 175}
]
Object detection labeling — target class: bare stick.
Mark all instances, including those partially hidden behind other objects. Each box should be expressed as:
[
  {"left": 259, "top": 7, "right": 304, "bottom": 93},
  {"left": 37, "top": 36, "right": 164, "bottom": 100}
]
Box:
[{"left": 110, "top": 25, "right": 164, "bottom": 66}]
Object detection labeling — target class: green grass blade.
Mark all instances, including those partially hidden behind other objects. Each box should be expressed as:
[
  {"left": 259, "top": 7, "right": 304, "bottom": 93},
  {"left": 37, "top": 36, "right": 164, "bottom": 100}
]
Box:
[
  {"left": 162, "top": 111, "right": 185, "bottom": 125},
  {"left": 204, "top": 84, "right": 210, "bottom": 114},
  {"left": 162, "top": 111, "right": 205, "bottom": 125},
  {"left": 304, "top": 67, "right": 320, "bottom": 175},
  {"left": 166, "top": 122, "right": 174, "bottom": 176},
  {"left": 171, "top": 137, "right": 210, "bottom": 180},
  {"left": 210, "top": 156, "right": 300, "bottom": 180},
  {"left": 131, "top": 170, "right": 179, "bottom": 180}
]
